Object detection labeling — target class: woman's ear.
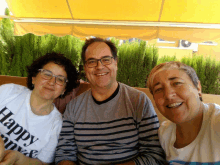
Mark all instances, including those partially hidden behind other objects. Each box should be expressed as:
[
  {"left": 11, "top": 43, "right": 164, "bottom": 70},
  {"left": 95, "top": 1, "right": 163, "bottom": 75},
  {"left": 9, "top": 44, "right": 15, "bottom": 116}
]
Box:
[
  {"left": 62, "top": 88, "right": 66, "bottom": 95},
  {"left": 197, "top": 81, "right": 202, "bottom": 94},
  {"left": 197, "top": 81, "right": 203, "bottom": 101},
  {"left": 32, "top": 77, "right": 36, "bottom": 85}
]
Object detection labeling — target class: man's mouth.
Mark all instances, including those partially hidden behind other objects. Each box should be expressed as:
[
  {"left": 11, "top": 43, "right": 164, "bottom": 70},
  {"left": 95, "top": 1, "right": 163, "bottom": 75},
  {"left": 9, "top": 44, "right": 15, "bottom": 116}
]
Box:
[
  {"left": 96, "top": 73, "right": 108, "bottom": 76},
  {"left": 166, "top": 102, "right": 183, "bottom": 108}
]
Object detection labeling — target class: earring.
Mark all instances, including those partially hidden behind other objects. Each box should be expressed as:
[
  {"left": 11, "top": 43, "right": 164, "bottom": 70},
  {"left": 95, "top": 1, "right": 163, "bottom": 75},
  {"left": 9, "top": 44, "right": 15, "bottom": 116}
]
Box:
[
  {"left": 60, "top": 92, "right": 65, "bottom": 98},
  {"left": 32, "top": 84, "right": 34, "bottom": 89},
  {"left": 199, "top": 93, "right": 203, "bottom": 101}
]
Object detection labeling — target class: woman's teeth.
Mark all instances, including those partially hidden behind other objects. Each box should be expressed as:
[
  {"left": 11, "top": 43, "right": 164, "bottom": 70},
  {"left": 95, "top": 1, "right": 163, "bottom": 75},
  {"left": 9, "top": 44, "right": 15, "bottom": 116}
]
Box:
[{"left": 167, "top": 102, "right": 182, "bottom": 108}]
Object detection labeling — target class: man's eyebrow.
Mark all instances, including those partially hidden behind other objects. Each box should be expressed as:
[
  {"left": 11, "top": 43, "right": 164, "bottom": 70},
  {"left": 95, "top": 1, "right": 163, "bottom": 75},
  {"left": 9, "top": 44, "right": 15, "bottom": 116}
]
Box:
[
  {"left": 87, "top": 57, "right": 96, "bottom": 60},
  {"left": 87, "top": 55, "right": 111, "bottom": 60}
]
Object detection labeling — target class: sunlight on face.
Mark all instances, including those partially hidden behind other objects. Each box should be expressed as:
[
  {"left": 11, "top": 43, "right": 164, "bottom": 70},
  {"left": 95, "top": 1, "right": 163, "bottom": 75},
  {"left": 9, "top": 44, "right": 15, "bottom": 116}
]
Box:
[{"left": 152, "top": 69, "right": 202, "bottom": 124}]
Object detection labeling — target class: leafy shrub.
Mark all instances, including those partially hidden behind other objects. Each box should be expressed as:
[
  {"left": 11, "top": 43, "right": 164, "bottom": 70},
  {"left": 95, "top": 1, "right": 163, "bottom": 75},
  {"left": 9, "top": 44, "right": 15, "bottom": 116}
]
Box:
[{"left": 0, "top": 13, "right": 220, "bottom": 94}]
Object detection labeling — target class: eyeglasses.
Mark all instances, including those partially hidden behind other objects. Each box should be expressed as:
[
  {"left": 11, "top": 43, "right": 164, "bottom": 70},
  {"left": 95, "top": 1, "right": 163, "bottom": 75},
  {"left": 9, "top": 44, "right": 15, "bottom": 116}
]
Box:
[
  {"left": 38, "top": 69, "right": 68, "bottom": 86},
  {"left": 85, "top": 56, "right": 114, "bottom": 68}
]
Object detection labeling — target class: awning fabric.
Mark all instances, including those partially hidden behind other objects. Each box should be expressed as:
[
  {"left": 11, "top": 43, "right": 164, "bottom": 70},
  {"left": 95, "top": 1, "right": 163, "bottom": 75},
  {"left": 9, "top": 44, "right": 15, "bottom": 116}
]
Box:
[{"left": 4, "top": 0, "right": 220, "bottom": 42}]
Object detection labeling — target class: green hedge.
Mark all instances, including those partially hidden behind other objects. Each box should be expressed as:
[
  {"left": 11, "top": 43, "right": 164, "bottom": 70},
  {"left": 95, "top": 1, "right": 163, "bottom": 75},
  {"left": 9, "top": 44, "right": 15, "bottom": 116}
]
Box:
[
  {"left": 180, "top": 55, "right": 220, "bottom": 94},
  {"left": 0, "top": 14, "right": 220, "bottom": 94},
  {"left": 117, "top": 40, "right": 158, "bottom": 87}
]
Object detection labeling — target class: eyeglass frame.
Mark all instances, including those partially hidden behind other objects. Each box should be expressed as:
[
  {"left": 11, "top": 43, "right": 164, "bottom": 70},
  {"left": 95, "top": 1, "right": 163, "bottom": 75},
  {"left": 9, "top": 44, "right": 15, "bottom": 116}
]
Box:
[
  {"left": 38, "top": 69, "right": 68, "bottom": 85},
  {"left": 85, "top": 56, "right": 114, "bottom": 68}
]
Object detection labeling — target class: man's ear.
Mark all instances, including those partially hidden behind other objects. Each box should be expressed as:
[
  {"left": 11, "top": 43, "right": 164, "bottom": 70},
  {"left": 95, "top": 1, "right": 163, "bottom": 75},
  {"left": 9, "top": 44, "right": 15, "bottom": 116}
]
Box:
[
  {"left": 83, "top": 64, "right": 87, "bottom": 71},
  {"left": 114, "top": 58, "right": 118, "bottom": 70},
  {"left": 115, "top": 57, "right": 118, "bottom": 63}
]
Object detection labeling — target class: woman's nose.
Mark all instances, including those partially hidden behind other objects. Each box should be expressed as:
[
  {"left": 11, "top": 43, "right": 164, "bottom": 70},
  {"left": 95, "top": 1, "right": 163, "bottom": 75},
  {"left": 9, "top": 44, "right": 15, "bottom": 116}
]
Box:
[
  {"left": 48, "top": 76, "right": 56, "bottom": 85},
  {"left": 164, "top": 86, "right": 176, "bottom": 99}
]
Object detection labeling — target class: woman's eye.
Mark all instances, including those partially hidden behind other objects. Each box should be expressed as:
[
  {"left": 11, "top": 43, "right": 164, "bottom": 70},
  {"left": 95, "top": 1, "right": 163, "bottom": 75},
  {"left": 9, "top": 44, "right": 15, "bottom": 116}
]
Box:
[
  {"left": 57, "top": 78, "right": 64, "bottom": 83},
  {"left": 154, "top": 88, "right": 162, "bottom": 93},
  {"left": 174, "top": 82, "right": 182, "bottom": 85},
  {"left": 44, "top": 73, "right": 52, "bottom": 77}
]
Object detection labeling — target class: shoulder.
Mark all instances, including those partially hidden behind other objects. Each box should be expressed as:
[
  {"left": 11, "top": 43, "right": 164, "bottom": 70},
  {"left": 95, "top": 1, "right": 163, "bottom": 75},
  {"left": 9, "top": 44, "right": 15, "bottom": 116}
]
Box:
[
  {"left": 159, "top": 120, "right": 175, "bottom": 144},
  {"left": 0, "top": 83, "right": 28, "bottom": 92},
  {"left": 158, "top": 121, "right": 175, "bottom": 155},
  {"left": 0, "top": 83, "right": 29, "bottom": 100},
  {"left": 68, "top": 89, "right": 91, "bottom": 106},
  {"left": 204, "top": 103, "right": 220, "bottom": 120},
  {"left": 64, "top": 90, "right": 91, "bottom": 118},
  {"left": 119, "top": 82, "right": 144, "bottom": 94},
  {"left": 159, "top": 120, "right": 174, "bottom": 136},
  {"left": 205, "top": 103, "right": 220, "bottom": 136},
  {"left": 50, "top": 106, "right": 63, "bottom": 130},
  {"left": 118, "top": 82, "right": 156, "bottom": 118},
  {"left": 119, "top": 82, "right": 150, "bottom": 101},
  {"left": 52, "top": 106, "right": 63, "bottom": 120}
]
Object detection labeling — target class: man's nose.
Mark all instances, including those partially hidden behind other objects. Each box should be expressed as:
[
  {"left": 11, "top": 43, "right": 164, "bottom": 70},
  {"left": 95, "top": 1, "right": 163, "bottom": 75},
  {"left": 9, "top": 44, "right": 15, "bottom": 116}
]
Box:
[{"left": 96, "top": 60, "right": 104, "bottom": 69}]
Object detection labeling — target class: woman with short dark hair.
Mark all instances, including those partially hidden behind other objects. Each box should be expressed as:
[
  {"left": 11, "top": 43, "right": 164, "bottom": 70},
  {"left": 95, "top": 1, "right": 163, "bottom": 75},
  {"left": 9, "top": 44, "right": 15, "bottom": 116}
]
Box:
[{"left": 0, "top": 52, "right": 79, "bottom": 165}]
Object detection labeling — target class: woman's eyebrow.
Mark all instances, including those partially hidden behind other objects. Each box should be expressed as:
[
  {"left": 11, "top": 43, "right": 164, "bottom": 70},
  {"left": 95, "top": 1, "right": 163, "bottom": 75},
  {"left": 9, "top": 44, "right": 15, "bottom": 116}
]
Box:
[
  {"left": 168, "top": 77, "right": 179, "bottom": 81},
  {"left": 152, "top": 82, "right": 161, "bottom": 89}
]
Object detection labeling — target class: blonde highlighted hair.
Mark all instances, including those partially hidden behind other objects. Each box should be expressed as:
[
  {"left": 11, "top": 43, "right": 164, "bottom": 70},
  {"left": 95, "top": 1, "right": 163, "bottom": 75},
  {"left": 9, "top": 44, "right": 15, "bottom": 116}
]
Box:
[{"left": 147, "top": 61, "right": 201, "bottom": 101}]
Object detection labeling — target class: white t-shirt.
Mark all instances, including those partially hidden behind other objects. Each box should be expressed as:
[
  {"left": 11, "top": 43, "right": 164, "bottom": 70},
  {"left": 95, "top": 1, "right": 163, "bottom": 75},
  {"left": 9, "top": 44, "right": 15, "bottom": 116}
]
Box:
[
  {"left": 159, "top": 103, "right": 220, "bottom": 164},
  {"left": 0, "top": 84, "right": 62, "bottom": 163}
]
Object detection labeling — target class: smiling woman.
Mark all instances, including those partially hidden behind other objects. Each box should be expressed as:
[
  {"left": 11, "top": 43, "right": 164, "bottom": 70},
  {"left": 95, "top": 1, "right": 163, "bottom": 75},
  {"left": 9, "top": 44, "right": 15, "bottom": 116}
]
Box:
[
  {"left": 0, "top": 52, "right": 79, "bottom": 165},
  {"left": 147, "top": 61, "right": 220, "bottom": 164}
]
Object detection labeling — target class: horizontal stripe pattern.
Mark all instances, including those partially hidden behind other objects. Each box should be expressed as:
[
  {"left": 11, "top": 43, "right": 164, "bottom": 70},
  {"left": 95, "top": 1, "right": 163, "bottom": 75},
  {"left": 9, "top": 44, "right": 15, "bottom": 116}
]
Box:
[
  {"left": 55, "top": 83, "right": 166, "bottom": 164},
  {"left": 55, "top": 120, "right": 77, "bottom": 163},
  {"left": 56, "top": 115, "right": 165, "bottom": 165}
]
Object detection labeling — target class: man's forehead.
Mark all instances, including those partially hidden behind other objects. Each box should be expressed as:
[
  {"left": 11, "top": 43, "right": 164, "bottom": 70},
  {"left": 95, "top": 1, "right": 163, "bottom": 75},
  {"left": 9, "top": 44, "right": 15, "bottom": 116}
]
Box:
[
  {"left": 85, "top": 42, "right": 112, "bottom": 58},
  {"left": 87, "top": 42, "right": 110, "bottom": 51}
]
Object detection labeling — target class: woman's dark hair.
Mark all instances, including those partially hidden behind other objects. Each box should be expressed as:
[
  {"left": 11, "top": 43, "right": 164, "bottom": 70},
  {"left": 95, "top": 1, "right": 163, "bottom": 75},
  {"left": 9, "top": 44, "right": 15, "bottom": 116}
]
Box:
[
  {"left": 27, "top": 52, "right": 79, "bottom": 98},
  {"left": 81, "top": 37, "right": 118, "bottom": 64}
]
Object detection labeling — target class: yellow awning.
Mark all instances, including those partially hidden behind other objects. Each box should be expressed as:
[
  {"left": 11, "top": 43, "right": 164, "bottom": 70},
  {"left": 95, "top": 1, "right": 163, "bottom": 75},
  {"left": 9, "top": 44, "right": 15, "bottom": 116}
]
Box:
[{"left": 4, "top": 0, "right": 220, "bottom": 42}]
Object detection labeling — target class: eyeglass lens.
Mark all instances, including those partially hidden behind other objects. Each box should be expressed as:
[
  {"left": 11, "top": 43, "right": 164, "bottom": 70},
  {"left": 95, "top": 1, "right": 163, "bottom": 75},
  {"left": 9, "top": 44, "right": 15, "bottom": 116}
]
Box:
[
  {"left": 86, "top": 56, "right": 113, "bottom": 67},
  {"left": 39, "top": 69, "right": 66, "bottom": 85}
]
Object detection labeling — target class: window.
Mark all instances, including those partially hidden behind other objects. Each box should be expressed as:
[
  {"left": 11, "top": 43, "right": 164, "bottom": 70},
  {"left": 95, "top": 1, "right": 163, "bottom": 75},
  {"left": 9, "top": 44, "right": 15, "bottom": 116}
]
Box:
[
  {"left": 199, "top": 41, "right": 218, "bottom": 46},
  {"left": 157, "top": 38, "right": 175, "bottom": 44}
]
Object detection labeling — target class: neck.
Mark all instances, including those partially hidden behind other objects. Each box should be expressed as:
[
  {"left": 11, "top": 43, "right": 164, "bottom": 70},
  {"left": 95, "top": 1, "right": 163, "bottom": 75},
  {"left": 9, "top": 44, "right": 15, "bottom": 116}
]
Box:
[
  {"left": 30, "top": 93, "right": 54, "bottom": 116},
  {"left": 174, "top": 103, "right": 204, "bottom": 148},
  {"left": 91, "top": 82, "right": 118, "bottom": 101}
]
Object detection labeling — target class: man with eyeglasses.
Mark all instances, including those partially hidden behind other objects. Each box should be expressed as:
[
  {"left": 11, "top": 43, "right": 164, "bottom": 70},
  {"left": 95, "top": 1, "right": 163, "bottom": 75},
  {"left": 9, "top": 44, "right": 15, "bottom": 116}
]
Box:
[{"left": 55, "top": 38, "right": 167, "bottom": 165}]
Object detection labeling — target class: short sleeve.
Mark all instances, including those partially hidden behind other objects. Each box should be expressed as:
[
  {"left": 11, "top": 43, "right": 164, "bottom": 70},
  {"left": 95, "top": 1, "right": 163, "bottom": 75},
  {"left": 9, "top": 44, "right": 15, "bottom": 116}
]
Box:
[{"left": 0, "top": 84, "right": 27, "bottom": 104}]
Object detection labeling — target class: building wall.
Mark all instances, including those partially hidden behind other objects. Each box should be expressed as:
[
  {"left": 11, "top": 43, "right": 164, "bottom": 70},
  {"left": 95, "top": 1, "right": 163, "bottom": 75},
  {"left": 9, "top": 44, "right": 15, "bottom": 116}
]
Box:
[
  {"left": 148, "top": 39, "right": 193, "bottom": 60},
  {"left": 158, "top": 48, "right": 193, "bottom": 60},
  {"left": 196, "top": 44, "right": 220, "bottom": 61},
  {"left": 147, "top": 39, "right": 220, "bottom": 61}
]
